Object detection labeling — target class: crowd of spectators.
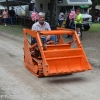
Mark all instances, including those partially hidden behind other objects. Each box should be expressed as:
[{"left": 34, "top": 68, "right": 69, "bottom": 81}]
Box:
[{"left": 58, "top": 8, "right": 83, "bottom": 39}]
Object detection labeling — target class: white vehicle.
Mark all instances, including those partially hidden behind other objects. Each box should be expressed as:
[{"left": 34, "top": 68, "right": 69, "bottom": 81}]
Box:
[{"left": 82, "top": 11, "right": 92, "bottom": 30}]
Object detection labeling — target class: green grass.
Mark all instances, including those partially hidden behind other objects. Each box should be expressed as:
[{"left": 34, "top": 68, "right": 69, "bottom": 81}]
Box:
[
  {"left": 0, "top": 24, "right": 30, "bottom": 37},
  {"left": 0, "top": 23, "right": 100, "bottom": 38},
  {"left": 89, "top": 23, "right": 100, "bottom": 33}
]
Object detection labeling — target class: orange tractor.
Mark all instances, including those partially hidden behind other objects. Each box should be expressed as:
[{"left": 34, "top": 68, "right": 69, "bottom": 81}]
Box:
[{"left": 23, "top": 28, "right": 92, "bottom": 77}]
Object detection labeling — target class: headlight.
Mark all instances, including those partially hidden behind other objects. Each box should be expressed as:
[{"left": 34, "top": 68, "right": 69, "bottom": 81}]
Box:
[{"left": 89, "top": 17, "right": 92, "bottom": 21}]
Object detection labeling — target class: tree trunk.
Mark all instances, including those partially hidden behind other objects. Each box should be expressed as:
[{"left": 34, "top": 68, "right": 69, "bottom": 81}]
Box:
[
  {"left": 6, "top": 0, "right": 9, "bottom": 11},
  {"left": 50, "top": 0, "right": 56, "bottom": 25},
  {"left": 91, "top": 0, "right": 96, "bottom": 22}
]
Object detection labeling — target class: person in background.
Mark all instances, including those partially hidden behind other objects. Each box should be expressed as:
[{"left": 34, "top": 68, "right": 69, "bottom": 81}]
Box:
[
  {"left": 66, "top": 12, "right": 71, "bottom": 38},
  {"left": 66, "top": 10, "right": 76, "bottom": 38},
  {"left": 2, "top": 9, "right": 8, "bottom": 26},
  {"left": 31, "top": 12, "right": 56, "bottom": 45},
  {"left": 97, "top": 13, "right": 100, "bottom": 22},
  {"left": 9, "top": 7, "right": 15, "bottom": 27},
  {"left": 0, "top": 10, "right": 2, "bottom": 24},
  {"left": 58, "top": 10, "right": 65, "bottom": 26},
  {"left": 75, "top": 8, "right": 83, "bottom": 39}
]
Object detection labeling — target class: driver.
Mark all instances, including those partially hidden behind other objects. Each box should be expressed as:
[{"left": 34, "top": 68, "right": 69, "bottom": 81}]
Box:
[{"left": 31, "top": 12, "right": 56, "bottom": 45}]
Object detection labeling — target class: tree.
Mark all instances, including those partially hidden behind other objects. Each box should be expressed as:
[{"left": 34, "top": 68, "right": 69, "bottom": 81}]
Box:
[
  {"left": 6, "top": 0, "right": 9, "bottom": 11},
  {"left": 50, "top": 0, "right": 56, "bottom": 25},
  {"left": 91, "top": 0, "right": 100, "bottom": 21},
  {"left": 97, "top": 0, "right": 100, "bottom": 5}
]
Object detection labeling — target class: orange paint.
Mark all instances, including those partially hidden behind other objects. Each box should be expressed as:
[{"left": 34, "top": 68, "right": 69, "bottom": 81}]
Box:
[{"left": 23, "top": 28, "right": 92, "bottom": 77}]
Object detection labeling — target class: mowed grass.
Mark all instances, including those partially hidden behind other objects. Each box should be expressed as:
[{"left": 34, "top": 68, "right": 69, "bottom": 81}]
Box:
[
  {"left": 0, "top": 23, "right": 100, "bottom": 38},
  {"left": 89, "top": 23, "right": 100, "bottom": 33},
  {"left": 84, "top": 23, "right": 100, "bottom": 38},
  {"left": 0, "top": 24, "right": 30, "bottom": 37}
]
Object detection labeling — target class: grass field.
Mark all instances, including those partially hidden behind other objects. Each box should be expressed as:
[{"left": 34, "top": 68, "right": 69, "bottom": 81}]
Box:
[
  {"left": 89, "top": 23, "right": 100, "bottom": 33},
  {"left": 0, "top": 24, "right": 29, "bottom": 37},
  {"left": 0, "top": 23, "right": 100, "bottom": 38}
]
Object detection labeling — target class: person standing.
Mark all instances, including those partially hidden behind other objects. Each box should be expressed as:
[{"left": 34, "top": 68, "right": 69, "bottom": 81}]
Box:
[
  {"left": 2, "top": 9, "right": 8, "bottom": 26},
  {"left": 97, "top": 13, "right": 100, "bottom": 22},
  {"left": 66, "top": 10, "right": 76, "bottom": 38},
  {"left": 66, "top": 12, "right": 71, "bottom": 38},
  {"left": 9, "top": 7, "right": 15, "bottom": 27},
  {"left": 75, "top": 8, "right": 83, "bottom": 39},
  {"left": 0, "top": 10, "right": 2, "bottom": 24},
  {"left": 58, "top": 10, "right": 65, "bottom": 27}
]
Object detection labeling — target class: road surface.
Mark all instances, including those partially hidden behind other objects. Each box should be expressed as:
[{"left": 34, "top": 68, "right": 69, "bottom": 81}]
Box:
[{"left": 0, "top": 31, "right": 100, "bottom": 100}]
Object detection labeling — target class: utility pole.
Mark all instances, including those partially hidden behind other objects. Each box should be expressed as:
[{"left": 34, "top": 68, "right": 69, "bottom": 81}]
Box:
[{"left": 6, "top": 0, "right": 9, "bottom": 11}]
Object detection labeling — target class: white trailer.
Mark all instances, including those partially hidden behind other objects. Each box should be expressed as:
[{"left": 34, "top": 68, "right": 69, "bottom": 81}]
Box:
[{"left": 14, "top": 0, "right": 50, "bottom": 16}]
